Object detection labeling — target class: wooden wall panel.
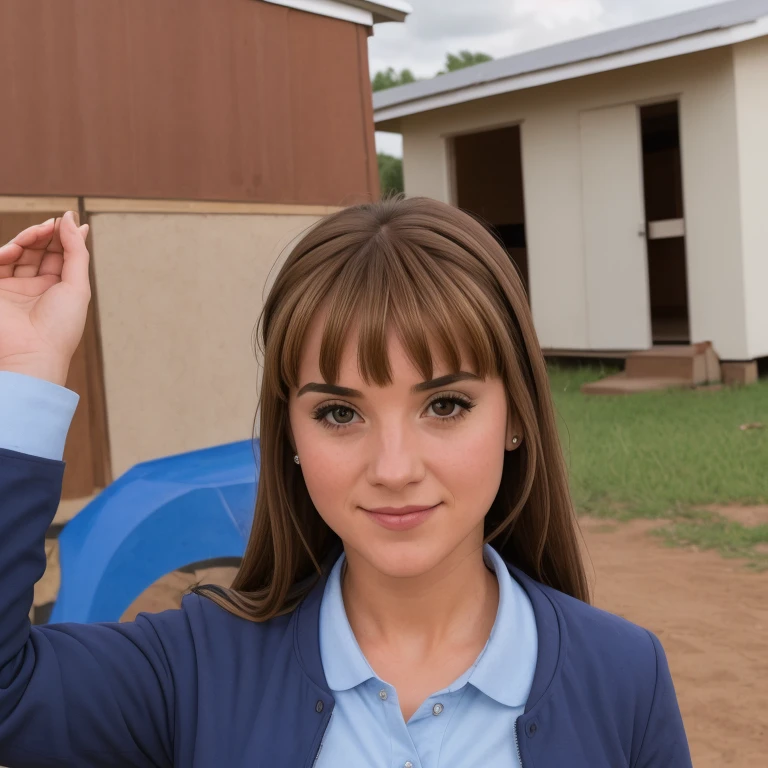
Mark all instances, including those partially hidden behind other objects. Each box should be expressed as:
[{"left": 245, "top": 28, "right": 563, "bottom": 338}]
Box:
[{"left": 0, "top": 0, "right": 378, "bottom": 205}]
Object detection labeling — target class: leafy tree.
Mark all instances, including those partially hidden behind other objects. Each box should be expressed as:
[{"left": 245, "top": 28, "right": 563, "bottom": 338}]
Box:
[
  {"left": 373, "top": 51, "right": 492, "bottom": 196},
  {"left": 372, "top": 67, "right": 417, "bottom": 92},
  {"left": 378, "top": 153, "right": 404, "bottom": 197},
  {"left": 372, "top": 52, "right": 493, "bottom": 92},
  {"left": 438, "top": 50, "right": 493, "bottom": 75}
]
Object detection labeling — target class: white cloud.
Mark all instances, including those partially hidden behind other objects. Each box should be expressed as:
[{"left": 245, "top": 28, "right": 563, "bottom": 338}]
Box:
[{"left": 513, "top": 0, "right": 604, "bottom": 29}]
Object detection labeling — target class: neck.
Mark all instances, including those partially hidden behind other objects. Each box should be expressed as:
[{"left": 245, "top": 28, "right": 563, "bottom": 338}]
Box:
[{"left": 341, "top": 535, "right": 499, "bottom": 656}]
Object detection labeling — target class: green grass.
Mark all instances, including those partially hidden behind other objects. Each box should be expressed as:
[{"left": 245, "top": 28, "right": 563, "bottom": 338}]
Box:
[{"left": 549, "top": 363, "right": 768, "bottom": 565}]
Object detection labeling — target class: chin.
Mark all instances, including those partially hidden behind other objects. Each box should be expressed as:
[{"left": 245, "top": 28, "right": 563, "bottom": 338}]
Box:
[{"left": 355, "top": 538, "right": 452, "bottom": 579}]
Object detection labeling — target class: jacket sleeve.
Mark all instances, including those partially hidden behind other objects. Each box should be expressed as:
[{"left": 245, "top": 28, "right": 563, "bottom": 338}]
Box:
[
  {"left": 633, "top": 631, "right": 693, "bottom": 768},
  {"left": 0, "top": 447, "right": 180, "bottom": 768}
]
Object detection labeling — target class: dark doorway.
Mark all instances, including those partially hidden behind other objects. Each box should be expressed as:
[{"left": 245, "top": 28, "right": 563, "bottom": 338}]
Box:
[
  {"left": 640, "top": 101, "right": 690, "bottom": 344},
  {"left": 452, "top": 125, "right": 529, "bottom": 296}
]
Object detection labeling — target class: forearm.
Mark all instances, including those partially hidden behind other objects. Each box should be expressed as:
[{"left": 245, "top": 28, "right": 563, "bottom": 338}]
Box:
[
  {"left": 0, "top": 448, "right": 64, "bottom": 679},
  {"left": 0, "top": 377, "right": 176, "bottom": 766}
]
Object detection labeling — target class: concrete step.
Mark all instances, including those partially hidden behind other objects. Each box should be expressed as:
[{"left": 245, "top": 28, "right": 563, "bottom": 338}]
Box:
[
  {"left": 581, "top": 373, "right": 693, "bottom": 396},
  {"left": 624, "top": 342, "right": 721, "bottom": 385}
]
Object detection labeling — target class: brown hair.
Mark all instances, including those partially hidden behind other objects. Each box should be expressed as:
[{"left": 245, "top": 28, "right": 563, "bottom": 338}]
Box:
[{"left": 195, "top": 196, "right": 589, "bottom": 619}]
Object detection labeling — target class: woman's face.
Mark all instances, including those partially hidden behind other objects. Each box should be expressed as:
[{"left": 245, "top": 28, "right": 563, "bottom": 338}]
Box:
[{"left": 288, "top": 308, "right": 522, "bottom": 579}]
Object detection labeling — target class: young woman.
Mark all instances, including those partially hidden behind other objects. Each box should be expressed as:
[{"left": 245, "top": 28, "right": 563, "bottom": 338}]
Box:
[{"left": 0, "top": 199, "right": 692, "bottom": 767}]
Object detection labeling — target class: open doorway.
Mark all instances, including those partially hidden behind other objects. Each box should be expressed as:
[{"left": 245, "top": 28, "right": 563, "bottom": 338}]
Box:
[
  {"left": 640, "top": 101, "right": 690, "bottom": 344},
  {"left": 451, "top": 125, "right": 529, "bottom": 296}
]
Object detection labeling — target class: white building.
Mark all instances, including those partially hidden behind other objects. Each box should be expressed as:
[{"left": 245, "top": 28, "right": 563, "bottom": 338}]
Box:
[{"left": 374, "top": 0, "right": 768, "bottom": 364}]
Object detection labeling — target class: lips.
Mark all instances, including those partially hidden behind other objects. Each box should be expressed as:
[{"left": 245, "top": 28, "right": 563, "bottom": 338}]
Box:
[
  {"left": 365, "top": 504, "right": 439, "bottom": 516},
  {"left": 362, "top": 503, "right": 441, "bottom": 532}
]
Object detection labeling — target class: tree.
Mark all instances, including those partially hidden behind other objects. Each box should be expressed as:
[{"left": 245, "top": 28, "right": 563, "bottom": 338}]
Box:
[
  {"left": 378, "top": 153, "right": 404, "bottom": 197},
  {"left": 373, "top": 51, "right": 491, "bottom": 197},
  {"left": 438, "top": 50, "right": 493, "bottom": 75},
  {"left": 371, "top": 52, "right": 493, "bottom": 92},
  {"left": 371, "top": 67, "right": 417, "bottom": 92}
]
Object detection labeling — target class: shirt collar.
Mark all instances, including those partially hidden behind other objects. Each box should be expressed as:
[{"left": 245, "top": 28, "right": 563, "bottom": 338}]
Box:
[
  {"left": 317, "top": 543, "right": 538, "bottom": 707},
  {"left": 467, "top": 543, "right": 538, "bottom": 708},
  {"left": 318, "top": 553, "right": 378, "bottom": 691}
]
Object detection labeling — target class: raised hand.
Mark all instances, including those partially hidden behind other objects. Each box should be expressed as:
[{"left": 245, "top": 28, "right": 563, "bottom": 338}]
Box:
[{"left": 0, "top": 211, "right": 91, "bottom": 386}]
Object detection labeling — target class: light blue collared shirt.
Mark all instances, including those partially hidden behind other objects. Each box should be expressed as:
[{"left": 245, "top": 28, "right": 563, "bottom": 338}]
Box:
[
  {"left": 0, "top": 371, "right": 79, "bottom": 460},
  {"left": 317, "top": 543, "right": 538, "bottom": 768}
]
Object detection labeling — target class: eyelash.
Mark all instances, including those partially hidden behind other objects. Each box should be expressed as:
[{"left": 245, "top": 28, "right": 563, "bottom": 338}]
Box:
[{"left": 310, "top": 394, "right": 477, "bottom": 432}]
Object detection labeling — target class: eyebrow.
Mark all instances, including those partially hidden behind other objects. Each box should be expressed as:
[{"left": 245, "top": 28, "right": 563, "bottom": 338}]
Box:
[{"left": 297, "top": 371, "right": 482, "bottom": 398}]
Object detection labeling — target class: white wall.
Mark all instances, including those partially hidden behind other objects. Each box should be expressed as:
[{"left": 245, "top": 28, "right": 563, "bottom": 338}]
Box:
[
  {"left": 734, "top": 37, "right": 768, "bottom": 360},
  {"left": 91, "top": 212, "right": 321, "bottom": 477},
  {"left": 399, "top": 47, "right": 751, "bottom": 359}
]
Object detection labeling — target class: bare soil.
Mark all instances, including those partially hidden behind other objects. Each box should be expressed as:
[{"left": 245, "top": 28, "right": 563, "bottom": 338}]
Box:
[
  {"left": 579, "top": 516, "right": 768, "bottom": 767},
  {"left": 702, "top": 503, "right": 768, "bottom": 527}
]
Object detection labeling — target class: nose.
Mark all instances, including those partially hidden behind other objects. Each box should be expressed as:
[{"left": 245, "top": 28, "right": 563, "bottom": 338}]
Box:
[{"left": 365, "top": 425, "right": 425, "bottom": 491}]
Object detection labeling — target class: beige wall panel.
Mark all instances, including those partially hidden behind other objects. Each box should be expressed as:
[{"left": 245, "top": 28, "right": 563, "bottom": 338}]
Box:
[
  {"left": 734, "top": 37, "right": 768, "bottom": 360},
  {"left": 579, "top": 104, "right": 651, "bottom": 350},
  {"left": 90, "top": 212, "right": 321, "bottom": 477},
  {"left": 399, "top": 47, "right": 748, "bottom": 358}
]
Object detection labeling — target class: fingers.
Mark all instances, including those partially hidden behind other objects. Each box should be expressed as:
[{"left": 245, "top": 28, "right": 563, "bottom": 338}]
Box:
[
  {"left": 59, "top": 210, "right": 91, "bottom": 294},
  {"left": 0, "top": 218, "right": 56, "bottom": 269},
  {"left": 0, "top": 213, "right": 89, "bottom": 283},
  {"left": 35, "top": 223, "right": 87, "bottom": 277}
]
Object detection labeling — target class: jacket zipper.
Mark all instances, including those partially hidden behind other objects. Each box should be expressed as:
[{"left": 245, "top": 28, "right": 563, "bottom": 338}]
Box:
[
  {"left": 514, "top": 717, "right": 524, "bottom": 767},
  {"left": 312, "top": 710, "right": 334, "bottom": 766}
]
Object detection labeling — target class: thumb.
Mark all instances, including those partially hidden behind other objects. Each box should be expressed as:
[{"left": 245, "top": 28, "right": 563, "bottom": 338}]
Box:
[{"left": 59, "top": 211, "right": 91, "bottom": 294}]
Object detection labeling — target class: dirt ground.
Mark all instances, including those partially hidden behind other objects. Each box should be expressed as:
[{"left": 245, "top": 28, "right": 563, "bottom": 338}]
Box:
[
  {"left": 93, "top": 518, "right": 768, "bottom": 765},
  {"left": 578, "top": 516, "right": 768, "bottom": 767}
]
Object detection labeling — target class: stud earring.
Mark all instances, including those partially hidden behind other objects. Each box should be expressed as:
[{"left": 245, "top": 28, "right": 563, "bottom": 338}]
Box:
[
  {"left": 294, "top": 455, "right": 300, "bottom": 465},
  {"left": 512, "top": 436, "right": 519, "bottom": 445}
]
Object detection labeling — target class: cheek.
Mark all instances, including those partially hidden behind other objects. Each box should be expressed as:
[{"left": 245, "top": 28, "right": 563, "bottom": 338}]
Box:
[
  {"left": 435, "top": 423, "right": 507, "bottom": 511},
  {"left": 297, "top": 443, "right": 357, "bottom": 529}
]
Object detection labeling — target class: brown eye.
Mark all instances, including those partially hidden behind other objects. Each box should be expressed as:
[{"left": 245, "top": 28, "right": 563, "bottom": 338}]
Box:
[{"left": 431, "top": 399, "right": 456, "bottom": 417}]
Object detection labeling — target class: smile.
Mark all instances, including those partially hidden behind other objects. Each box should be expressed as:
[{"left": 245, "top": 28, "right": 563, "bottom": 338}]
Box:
[{"left": 362, "top": 503, "right": 441, "bottom": 531}]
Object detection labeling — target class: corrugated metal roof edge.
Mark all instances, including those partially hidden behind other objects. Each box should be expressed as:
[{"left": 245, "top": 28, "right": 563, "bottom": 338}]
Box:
[{"left": 372, "top": 0, "right": 768, "bottom": 114}]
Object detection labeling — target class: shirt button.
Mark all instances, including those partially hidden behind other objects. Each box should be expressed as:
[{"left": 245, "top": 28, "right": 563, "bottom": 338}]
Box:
[
  {"left": 379, "top": 689, "right": 388, "bottom": 701},
  {"left": 432, "top": 703, "right": 444, "bottom": 716},
  {"left": 404, "top": 763, "right": 413, "bottom": 768}
]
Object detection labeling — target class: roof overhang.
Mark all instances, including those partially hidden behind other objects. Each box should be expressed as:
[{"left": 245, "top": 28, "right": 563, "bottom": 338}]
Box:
[
  {"left": 374, "top": 4, "right": 768, "bottom": 125},
  {"left": 262, "top": 0, "right": 411, "bottom": 26}
]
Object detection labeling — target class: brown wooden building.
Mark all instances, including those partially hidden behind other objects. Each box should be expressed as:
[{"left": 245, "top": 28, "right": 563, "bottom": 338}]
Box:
[{"left": 0, "top": 0, "right": 409, "bottom": 503}]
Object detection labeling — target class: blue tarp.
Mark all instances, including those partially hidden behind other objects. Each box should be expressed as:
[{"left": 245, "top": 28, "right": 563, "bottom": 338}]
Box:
[{"left": 50, "top": 439, "right": 260, "bottom": 623}]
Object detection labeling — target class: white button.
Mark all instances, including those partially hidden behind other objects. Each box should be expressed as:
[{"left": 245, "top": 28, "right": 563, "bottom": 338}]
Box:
[
  {"left": 404, "top": 763, "right": 413, "bottom": 768},
  {"left": 379, "top": 689, "right": 388, "bottom": 700},
  {"left": 432, "top": 703, "right": 444, "bottom": 716}
]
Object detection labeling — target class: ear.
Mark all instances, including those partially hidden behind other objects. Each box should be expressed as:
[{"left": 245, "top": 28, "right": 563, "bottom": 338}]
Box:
[{"left": 505, "top": 406, "right": 524, "bottom": 452}]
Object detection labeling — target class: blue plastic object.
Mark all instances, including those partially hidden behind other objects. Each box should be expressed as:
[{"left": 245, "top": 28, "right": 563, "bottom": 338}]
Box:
[{"left": 50, "top": 439, "right": 260, "bottom": 624}]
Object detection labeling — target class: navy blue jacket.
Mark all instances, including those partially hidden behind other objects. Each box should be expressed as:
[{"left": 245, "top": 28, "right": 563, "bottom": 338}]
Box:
[{"left": 0, "top": 446, "right": 692, "bottom": 767}]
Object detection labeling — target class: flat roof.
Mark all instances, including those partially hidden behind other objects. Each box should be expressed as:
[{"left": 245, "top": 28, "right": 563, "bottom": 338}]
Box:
[
  {"left": 344, "top": 0, "right": 411, "bottom": 23},
  {"left": 263, "top": 0, "right": 411, "bottom": 25},
  {"left": 374, "top": 0, "right": 768, "bottom": 123}
]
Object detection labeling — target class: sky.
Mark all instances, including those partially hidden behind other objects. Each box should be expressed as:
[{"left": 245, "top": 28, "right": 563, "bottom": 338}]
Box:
[{"left": 370, "top": 0, "right": 724, "bottom": 156}]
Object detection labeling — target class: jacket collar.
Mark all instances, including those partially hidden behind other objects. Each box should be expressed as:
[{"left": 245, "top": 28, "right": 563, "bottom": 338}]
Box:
[
  {"left": 292, "top": 548, "right": 564, "bottom": 713},
  {"left": 505, "top": 565, "right": 565, "bottom": 713}
]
